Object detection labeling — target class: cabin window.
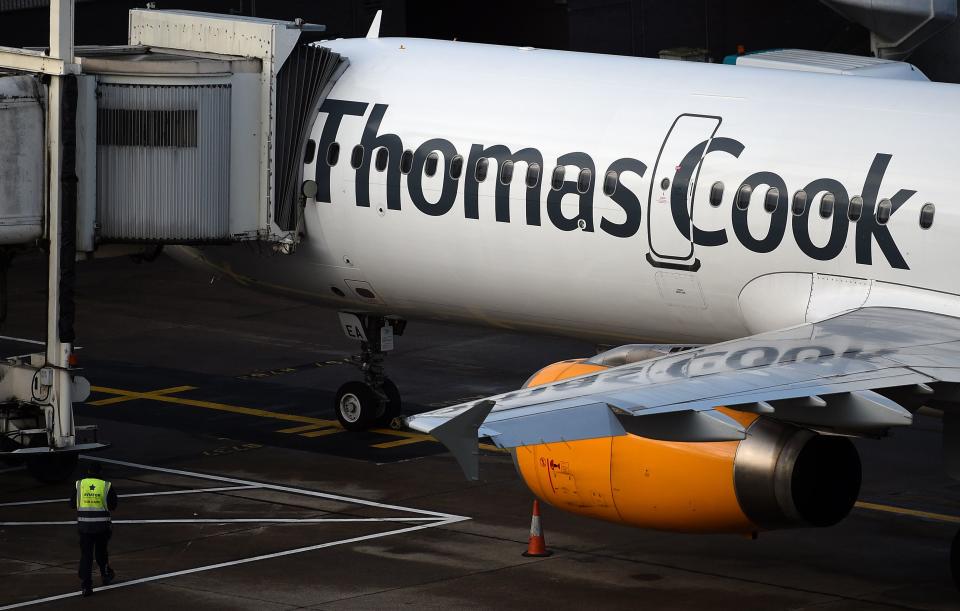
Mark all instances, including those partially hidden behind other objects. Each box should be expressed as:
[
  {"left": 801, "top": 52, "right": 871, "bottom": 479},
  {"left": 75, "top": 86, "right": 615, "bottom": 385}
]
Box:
[
  {"left": 603, "top": 171, "right": 618, "bottom": 196},
  {"left": 877, "top": 198, "right": 892, "bottom": 224},
  {"left": 526, "top": 163, "right": 542, "bottom": 188},
  {"left": 736, "top": 184, "right": 752, "bottom": 210},
  {"left": 764, "top": 187, "right": 779, "bottom": 213},
  {"left": 304, "top": 139, "right": 317, "bottom": 164},
  {"left": 475, "top": 157, "right": 489, "bottom": 182},
  {"left": 326, "top": 142, "right": 340, "bottom": 166},
  {"left": 375, "top": 147, "right": 388, "bottom": 172},
  {"left": 792, "top": 190, "right": 807, "bottom": 215},
  {"left": 660, "top": 177, "right": 670, "bottom": 191},
  {"left": 709, "top": 181, "right": 724, "bottom": 207},
  {"left": 551, "top": 166, "right": 566, "bottom": 191},
  {"left": 450, "top": 155, "right": 464, "bottom": 179},
  {"left": 425, "top": 152, "right": 439, "bottom": 177},
  {"left": 848, "top": 196, "right": 863, "bottom": 222},
  {"left": 819, "top": 192, "right": 835, "bottom": 219},
  {"left": 399, "top": 149, "right": 414, "bottom": 174},
  {"left": 350, "top": 145, "right": 364, "bottom": 169},
  {"left": 920, "top": 202, "right": 935, "bottom": 229},
  {"left": 500, "top": 160, "right": 515, "bottom": 185},
  {"left": 577, "top": 168, "right": 592, "bottom": 194}
]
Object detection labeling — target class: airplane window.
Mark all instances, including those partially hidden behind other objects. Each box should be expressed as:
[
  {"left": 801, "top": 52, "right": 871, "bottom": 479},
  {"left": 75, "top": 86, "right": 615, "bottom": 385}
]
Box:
[
  {"left": 848, "top": 196, "right": 863, "bottom": 222},
  {"left": 526, "top": 163, "right": 541, "bottom": 188},
  {"left": 660, "top": 177, "right": 670, "bottom": 191},
  {"left": 375, "top": 148, "right": 388, "bottom": 172},
  {"left": 350, "top": 145, "right": 364, "bottom": 170},
  {"left": 450, "top": 155, "right": 464, "bottom": 179},
  {"left": 920, "top": 202, "right": 935, "bottom": 229},
  {"left": 304, "top": 139, "right": 317, "bottom": 164},
  {"left": 709, "top": 181, "right": 723, "bottom": 207},
  {"left": 764, "top": 187, "right": 779, "bottom": 213},
  {"left": 577, "top": 168, "right": 592, "bottom": 194},
  {"left": 475, "top": 157, "right": 489, "bottom": 182},
  {"left": 400, "top": 149, "right": 414, "bottom": 174},
  {"left": 500, "top": 160, "right": 514, "bottom": 185},
  {"left": 792, "top": 190, "right": 807, "bottom": 215},
  {"left": 877, "top": 198, "right": 892, "bottom": 224},
  {"left": 326, "top": 142, "right": 340, "bottom": 166},
  {"left": 603, "top": 171, "right": 618, "bottom": 196},
  {"left": 736, "top": 184, "right": 752, "bottom": 210},
  {"left": 819, "top": 192, "right": 835, "bottom": 219},
  {"left": 425, "top": 152, "right": 439, "bottom": 177},
  {"left": 551, "top": 166, "right": 565, "bottom": 191}
]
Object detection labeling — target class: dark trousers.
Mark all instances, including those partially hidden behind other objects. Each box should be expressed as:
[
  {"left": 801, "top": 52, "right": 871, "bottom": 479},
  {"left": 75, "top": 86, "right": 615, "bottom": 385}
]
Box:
[{"left": 78, "top": 530, "right": 111, "bottom": 588}]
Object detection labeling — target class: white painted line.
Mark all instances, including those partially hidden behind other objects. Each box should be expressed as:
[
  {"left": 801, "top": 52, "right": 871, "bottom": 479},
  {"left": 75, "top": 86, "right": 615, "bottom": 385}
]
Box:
[
  {"left": 0, "top": 517, "right": 444, "bottom": 526},
  {"left": 85, "top": 456, "right": 467, "bottom": 521},
  {"left": 0, "top": 517, "right": 465, "bottom": 610},
  {"left": 0, "top": 485, "right": 261, "bottom": 507},
  {"left": 0, "top": 336, "right": 44, "bottom": 346}
]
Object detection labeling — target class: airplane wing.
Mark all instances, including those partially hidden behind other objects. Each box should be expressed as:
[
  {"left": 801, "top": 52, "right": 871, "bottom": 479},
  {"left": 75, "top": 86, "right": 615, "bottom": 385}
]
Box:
[{"left": 405, "top": 307, "right": 960, "bottom": 479}]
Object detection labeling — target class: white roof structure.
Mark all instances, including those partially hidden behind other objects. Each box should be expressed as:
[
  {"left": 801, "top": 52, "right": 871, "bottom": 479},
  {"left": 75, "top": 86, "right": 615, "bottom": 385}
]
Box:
[{"left": 734, "top": 48, "right": 929, "bottom": 81}]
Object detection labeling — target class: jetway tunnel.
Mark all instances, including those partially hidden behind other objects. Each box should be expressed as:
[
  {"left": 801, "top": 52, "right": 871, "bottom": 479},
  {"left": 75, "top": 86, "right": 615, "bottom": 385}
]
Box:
[{"left": 0, "top": 9, "right": 345, "bottom": 250}]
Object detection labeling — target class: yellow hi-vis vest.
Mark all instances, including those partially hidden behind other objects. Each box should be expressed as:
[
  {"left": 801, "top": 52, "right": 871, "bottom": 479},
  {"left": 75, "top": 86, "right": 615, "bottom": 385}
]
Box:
[{"left": 76, "top": 478, "right": 111, "bottom": 525}]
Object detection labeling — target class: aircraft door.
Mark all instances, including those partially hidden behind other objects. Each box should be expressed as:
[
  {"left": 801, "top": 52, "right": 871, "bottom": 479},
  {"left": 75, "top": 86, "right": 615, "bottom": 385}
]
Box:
[{"left": 646, "top": 114, "right": 721, "bottom": 272}]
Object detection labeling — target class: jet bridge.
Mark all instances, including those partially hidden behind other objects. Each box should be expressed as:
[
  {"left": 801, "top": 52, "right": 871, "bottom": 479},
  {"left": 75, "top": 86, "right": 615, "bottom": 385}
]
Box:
[{"left": 0, "top": 7, "right": 346, "bottom": 480}]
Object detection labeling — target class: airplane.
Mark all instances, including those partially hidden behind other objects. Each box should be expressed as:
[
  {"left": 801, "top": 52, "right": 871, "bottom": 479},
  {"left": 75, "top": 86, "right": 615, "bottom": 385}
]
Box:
[{"left": 175, "top": 14, "right": 960, "bottom": 588}]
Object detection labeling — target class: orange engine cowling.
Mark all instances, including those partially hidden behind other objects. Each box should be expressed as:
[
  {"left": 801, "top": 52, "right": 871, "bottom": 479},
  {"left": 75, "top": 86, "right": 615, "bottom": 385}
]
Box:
[{"left": 513, "top": 359, "right": 862, "bottom": 533}]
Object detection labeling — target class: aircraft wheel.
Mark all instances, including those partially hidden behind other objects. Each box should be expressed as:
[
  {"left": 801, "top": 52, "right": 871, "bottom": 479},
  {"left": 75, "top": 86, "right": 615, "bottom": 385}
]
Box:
[
  {"left": 26, "top": 453, "right": 79, "bottom": 483},
  {"left": 952, "top": 528, "right": 960, "bottom": 590},
  {"left": 335, "top": 382, "right": 379, "bottom": 431},
  {"left": 376, "top": 378, "right": 403, "bottom": 429}
]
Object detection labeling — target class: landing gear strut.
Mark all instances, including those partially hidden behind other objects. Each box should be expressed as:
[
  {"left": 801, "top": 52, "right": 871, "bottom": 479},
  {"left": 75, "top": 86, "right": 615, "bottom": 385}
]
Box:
[{"left": 334, "top": 312, "right": 406, "bottom": 431}]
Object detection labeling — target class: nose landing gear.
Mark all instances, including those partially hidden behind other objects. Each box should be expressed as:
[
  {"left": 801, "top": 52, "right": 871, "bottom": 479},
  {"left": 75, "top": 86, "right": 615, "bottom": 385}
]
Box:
[{"left": 334, "top": 312, "right": 406, "bottom": 431}]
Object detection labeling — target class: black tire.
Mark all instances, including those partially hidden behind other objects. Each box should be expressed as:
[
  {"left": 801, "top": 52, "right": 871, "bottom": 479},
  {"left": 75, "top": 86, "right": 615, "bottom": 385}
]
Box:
[
  {"left": 334, "top": 381, "right": 379, "bottom": 431},
  {"left": 952, "top": 529, "right": 960, "bottom": 590},
  {"left": 26, "top": 453, "right": 79, "bottom": 483},
  {"left": 375, "top": 378, "right": 403, "bottom": 428}
]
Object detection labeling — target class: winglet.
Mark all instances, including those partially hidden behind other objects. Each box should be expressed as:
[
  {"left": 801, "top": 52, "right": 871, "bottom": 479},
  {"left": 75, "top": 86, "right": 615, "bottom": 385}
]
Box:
[
  {"left": 366, "top": 10, "right": 382, "bottom": 39},
  {"left": 429, "top": 399, "right": 496, "bottom": 481}
]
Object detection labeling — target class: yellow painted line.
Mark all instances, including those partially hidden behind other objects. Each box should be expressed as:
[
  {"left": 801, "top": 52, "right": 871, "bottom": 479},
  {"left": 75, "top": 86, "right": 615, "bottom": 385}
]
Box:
[
  {"left": 855, "top": 501, "right": 960, "bottom": 524},
  {"left": 300, "top": 428, "right": 343, "bottom": 438},
  {"left": 90, "top": 385, "right": 504, "bottom": 451},
  {"left": 277, "top": 423, "right": 328, "bottom": 434},
  {"left": 372, "top": 434, "right": 435, "bottom": 449},
  {"left": 88, "top": 385, "right": 198, "bottom": 406},
  {"left": 90, "top": 385, "right": 334, "bottom": 425}
]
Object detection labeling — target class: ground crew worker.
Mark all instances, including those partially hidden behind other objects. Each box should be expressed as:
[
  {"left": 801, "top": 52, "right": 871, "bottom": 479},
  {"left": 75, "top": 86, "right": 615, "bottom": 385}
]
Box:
[{"left": 69, "top": 462, "right": 117, "bottom": 597}]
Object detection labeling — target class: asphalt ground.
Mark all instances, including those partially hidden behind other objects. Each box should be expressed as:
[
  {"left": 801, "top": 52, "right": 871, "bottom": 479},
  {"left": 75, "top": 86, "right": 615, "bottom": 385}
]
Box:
[{"left": 0, "top": 252, "right": 959, "bottom": 610}]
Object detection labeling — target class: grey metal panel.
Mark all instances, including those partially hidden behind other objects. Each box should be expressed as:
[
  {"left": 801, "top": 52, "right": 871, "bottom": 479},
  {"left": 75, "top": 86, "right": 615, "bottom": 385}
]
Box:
[
  {"left": 96, "top": 83, "right": 231, "bottom": 242},
  {"left": 0, "top": 75, "right": 43, "bottom": 245}
]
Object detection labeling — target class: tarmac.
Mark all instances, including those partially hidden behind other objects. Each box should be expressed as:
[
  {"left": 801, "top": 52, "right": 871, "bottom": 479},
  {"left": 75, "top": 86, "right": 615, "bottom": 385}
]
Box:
[{"left": 0, "top": 252, "right": 959, "bottom": 610}]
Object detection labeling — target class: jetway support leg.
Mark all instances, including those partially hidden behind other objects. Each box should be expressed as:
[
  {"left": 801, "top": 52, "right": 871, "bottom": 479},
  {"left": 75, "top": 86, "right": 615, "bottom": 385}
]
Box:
[{"left": 44, "top": 0, "right": 77, "bottom": 451}]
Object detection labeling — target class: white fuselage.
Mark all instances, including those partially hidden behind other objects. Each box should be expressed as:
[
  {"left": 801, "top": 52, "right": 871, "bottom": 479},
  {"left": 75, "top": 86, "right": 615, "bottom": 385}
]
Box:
[{"left": 192, "top": 37, "right": 960, "bottom": 345}]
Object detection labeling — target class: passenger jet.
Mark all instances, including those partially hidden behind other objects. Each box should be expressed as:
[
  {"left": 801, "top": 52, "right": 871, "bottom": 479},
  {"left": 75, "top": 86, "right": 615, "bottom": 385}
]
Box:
[{"left": 181, "top": 15, "right": 960, "bottom": 587}]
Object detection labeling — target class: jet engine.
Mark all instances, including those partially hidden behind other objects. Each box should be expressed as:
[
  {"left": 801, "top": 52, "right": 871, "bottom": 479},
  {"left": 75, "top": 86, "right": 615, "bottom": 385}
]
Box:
[{"left": 512, "top": 358, "right": 862, "bottom": 533}]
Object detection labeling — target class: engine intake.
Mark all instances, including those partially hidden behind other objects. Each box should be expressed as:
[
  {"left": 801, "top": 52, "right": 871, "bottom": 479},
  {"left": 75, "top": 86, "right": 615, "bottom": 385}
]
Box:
[{"left": 734, "top": 418, "right": 861, "bottom": 529}]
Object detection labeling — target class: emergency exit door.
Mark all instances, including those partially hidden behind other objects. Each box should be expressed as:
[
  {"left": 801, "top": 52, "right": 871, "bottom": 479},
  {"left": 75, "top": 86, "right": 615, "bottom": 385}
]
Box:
[{"left": 646, "top": 114, "right": 721, "bottom": 271}]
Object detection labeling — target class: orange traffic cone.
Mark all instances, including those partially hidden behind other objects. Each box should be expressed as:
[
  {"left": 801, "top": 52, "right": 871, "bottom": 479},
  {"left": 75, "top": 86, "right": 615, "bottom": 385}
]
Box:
[{"left": 522, "top": 499, "right": 552, "bottom": 557}]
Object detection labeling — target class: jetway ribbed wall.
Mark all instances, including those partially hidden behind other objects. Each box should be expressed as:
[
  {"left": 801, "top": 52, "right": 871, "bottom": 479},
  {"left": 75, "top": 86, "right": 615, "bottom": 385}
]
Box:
[{"left": 96, "top": 83, "right": 231, "bottom": 242}]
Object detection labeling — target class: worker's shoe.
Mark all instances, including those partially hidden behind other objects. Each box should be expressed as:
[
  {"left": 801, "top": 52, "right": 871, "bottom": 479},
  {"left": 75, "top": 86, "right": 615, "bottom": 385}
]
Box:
[
  {"left": 81, "top": 586, "right": 94, "bottom": 597},
  {"left": 101, "top": 567, "right": 115, "bottom": 586}
]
